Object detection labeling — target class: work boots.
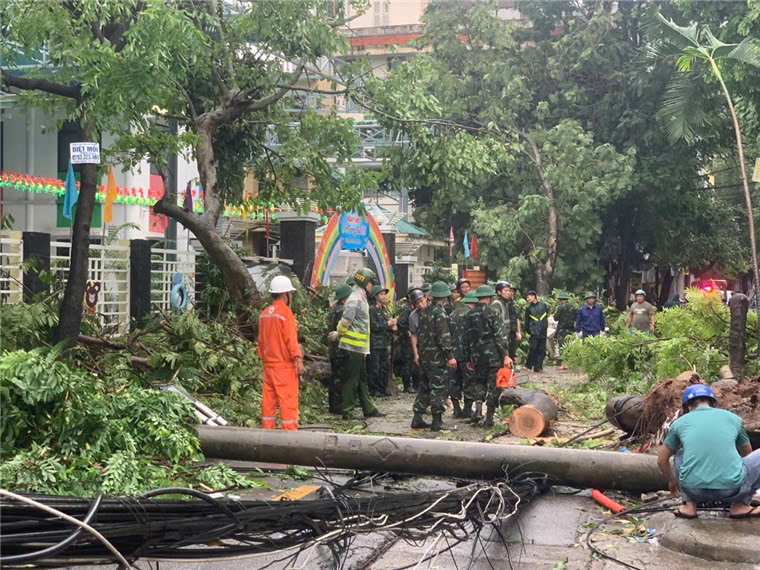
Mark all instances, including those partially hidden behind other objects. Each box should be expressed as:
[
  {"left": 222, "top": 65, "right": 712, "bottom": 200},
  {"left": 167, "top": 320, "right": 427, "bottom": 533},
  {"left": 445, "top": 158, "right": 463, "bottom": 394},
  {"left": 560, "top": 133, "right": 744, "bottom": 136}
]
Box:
[
  {"left": 469, "top": 401, "right": 484, "bottom": 424},
  {"left": 411, "top": 413, "right": 430, "bottom": 429},
  {"left": 431, "top": 413, "right": 456, "bottom": 432},
  {"left": 452, "top": 398, "right": 466, "bottom": 418},
  {"left": 482, "top": 405, "right": 495, "bottom": 428},
  {"left": 402, "top": 376, "right": 414, "bottom": 393},
  {"left": 462, "top": 398, "right": 474, "bottom": 419}
]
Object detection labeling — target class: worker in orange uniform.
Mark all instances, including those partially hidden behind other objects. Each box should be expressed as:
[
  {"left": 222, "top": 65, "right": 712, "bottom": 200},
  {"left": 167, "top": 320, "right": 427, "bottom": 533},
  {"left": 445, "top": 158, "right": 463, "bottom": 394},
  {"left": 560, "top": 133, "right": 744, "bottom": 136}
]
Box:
[{"left": 257, "top": 275, "right": 304, "bottom": 430}]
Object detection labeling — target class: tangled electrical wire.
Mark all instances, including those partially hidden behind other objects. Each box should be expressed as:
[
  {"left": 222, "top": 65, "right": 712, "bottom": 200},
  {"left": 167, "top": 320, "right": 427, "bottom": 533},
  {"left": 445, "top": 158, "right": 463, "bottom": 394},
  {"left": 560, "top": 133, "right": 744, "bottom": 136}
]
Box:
[{"left": 0, "top": 471, "right": 550, "bottom": 568}]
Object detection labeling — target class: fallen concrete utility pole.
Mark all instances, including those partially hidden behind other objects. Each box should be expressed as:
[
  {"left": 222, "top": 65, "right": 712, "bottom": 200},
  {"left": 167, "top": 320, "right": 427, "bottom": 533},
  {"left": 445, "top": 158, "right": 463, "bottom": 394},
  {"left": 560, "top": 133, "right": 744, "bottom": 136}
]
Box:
[{"left": 196, "top": 426, "right": 667, "bottom": 492}]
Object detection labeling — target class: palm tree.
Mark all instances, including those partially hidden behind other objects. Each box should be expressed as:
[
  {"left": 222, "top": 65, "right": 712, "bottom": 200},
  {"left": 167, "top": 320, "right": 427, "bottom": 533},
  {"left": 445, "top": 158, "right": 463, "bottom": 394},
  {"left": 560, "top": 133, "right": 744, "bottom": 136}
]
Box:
[{"left": 654, "top": 11, "right": 760, "bottom": 360}]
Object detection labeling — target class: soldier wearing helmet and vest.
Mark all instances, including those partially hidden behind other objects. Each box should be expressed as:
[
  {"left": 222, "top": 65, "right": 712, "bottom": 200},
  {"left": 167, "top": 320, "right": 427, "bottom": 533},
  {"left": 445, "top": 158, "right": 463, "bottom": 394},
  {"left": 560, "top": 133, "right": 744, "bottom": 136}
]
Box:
[
  {"left": 413, "top": 281, "right": 458, "bottom": 431},
  {"left": 337, "top": 268, "right": 384, "bottom": 420},
  {"left": 464, "top": 285, "right": 512, "bottom": 427},
  {"left": 326, "top": 284, "right": 352, "bottom": 414},
  {"left": 524, "top": 291, "right": 549, "bottom": 373},
  {"left": 258, "top": 275, "right": 304, "bottom": 430}
]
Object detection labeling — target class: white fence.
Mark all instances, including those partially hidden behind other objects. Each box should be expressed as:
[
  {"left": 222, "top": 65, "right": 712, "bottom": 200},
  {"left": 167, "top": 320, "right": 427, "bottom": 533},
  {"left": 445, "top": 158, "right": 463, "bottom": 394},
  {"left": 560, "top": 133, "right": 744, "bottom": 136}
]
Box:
[
  {"left": 50, "top": 240, "right": 131, "bottom": 334},
  {"left": 151, "top": 247, "right": 197, "bottom": 314},
  {"left": 0, "top": 232, "right": 23, "bottom": 305},
  {"left": 0, "top": 232, "right": 197, "bottom": 336}
]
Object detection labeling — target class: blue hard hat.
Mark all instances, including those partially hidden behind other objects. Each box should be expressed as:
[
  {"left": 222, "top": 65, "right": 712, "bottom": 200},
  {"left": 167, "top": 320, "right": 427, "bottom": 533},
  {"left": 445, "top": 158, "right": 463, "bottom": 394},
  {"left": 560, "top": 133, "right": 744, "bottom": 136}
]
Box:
[
  {"left": 635, "top": 289, "right": 646, "bottom": 296},
  {"left": 682, "top": 384, "right": 717, "bottom": 405}
]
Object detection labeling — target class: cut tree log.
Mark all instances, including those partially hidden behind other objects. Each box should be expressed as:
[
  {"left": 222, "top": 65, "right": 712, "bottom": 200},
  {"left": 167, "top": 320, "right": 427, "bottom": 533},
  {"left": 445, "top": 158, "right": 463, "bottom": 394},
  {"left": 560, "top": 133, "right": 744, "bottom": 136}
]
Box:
[{"left": 500, "top": 387, "right": 559, "bottom": 438}]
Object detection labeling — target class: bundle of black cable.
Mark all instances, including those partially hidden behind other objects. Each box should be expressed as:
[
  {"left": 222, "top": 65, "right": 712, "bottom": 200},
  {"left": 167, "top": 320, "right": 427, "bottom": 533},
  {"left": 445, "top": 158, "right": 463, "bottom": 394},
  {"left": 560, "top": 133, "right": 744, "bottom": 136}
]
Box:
[{"left": 0, "top": 473, "right": 549, "bottom": 566}]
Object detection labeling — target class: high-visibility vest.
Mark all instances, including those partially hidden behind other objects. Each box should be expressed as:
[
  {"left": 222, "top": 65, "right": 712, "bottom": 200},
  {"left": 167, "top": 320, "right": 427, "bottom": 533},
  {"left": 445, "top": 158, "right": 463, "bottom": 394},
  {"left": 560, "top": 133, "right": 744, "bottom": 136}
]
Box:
[{"left": 338, "top": 288, "right": 371, "bottom": 354}]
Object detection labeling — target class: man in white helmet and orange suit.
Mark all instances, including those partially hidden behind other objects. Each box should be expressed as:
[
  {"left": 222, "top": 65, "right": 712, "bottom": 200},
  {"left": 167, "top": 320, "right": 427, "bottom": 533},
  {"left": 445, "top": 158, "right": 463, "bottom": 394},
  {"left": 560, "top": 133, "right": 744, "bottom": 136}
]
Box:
[{"left": 258, "top": 275, "right": 304, "bottom": 430}]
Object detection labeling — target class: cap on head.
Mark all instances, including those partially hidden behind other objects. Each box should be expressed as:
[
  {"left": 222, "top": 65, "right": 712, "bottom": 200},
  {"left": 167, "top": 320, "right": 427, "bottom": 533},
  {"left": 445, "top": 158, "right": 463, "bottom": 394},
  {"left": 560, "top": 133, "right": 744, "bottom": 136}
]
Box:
[
  {"left": 495, "top": 281, "right": 512, "bottom": 293},
  {"left": 635, "top": 289, "right": 646, "bottom": 296},
  {"left": 334, "top": 284, "right": 352, "bottom": 301},
  {"left": 558, "top": 292, "right": 569, "bottom": 300},
  {"left": 474, "top": 285, "right": 496, "bottom": 298},
  {"left": 270, "top": 275, "right": 296, "bottom": 294},
  {"left": 525, "top": 290, "right": 537, "bottom": 298},
  {"left": 462, "top": 292, "right": 478, "bottom": 304},
  {"left": 430, "top": 281, "right": 451, "bottom": 298},
  {"left": 584, "top": 291, "right": 597, "bottom": 300},
  {"left": 408, "top": 289, "right": 426, "bottom": 304},
  {"left": 354, "top": 267, "right": 377, "bottom": 288},
  {"left": 682, "top": 384, "right": 717, "bottom": 405}
]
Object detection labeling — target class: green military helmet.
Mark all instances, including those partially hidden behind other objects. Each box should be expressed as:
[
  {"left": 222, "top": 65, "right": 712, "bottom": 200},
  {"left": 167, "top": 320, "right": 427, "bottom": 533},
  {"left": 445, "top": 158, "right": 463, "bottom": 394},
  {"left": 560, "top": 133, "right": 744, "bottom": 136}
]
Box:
[
  {"left": 584, "top": 291, "right": 597, "bottom": 299},
  {"left": 354, "top": 267, "right": 377, "bottom": 288},
  {"left": 345, "top": 275, "right": 356, "bottom": 286},
  {"left": 474, "top": 284, "right": 496, "bottom": 298},
  {"left": 334, "top": 284, "right": 352, "bottom": 302},
  {"left": 421, "top": 283, "right": 431, "bottom": 293},
  {"left": 462, "top": 292, "right": 478, "bottom": 304},
  {"left": 430, "top": 281, "right": 451, "bottom": 298},
  {"left": 369, "top": 284, "right": 389, "bottom": 298},
  {"left": 557, "top": 292, "right": 569, "bottom": 300},
  {"left": 449, "top": 284, "right": 457, "bottom": 293}
]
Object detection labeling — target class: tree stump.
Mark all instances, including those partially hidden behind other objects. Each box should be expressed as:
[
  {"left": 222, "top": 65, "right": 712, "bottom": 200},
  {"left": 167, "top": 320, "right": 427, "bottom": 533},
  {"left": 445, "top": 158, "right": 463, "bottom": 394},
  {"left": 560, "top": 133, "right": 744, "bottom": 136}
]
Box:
[
  {"left": 500, "top": 388, "right": 559, "bottom": 438},
  {"left": 729, "top": 293, "right": 749, "bottom": 382}
]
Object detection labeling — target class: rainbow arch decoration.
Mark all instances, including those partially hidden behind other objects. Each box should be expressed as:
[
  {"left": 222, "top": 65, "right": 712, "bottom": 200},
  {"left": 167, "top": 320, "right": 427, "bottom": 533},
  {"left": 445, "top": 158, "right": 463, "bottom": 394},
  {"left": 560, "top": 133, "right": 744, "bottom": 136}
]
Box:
[{"left": 311, "top": 211, "right": 395, "bottom": 299}]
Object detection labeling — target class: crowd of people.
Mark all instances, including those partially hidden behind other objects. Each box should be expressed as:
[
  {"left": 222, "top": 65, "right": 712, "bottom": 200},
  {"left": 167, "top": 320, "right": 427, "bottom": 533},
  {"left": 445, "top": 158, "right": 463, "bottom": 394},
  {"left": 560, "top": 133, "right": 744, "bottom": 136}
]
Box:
[{"left": 257, "top": 269, "right": 670, "bottom": 432}]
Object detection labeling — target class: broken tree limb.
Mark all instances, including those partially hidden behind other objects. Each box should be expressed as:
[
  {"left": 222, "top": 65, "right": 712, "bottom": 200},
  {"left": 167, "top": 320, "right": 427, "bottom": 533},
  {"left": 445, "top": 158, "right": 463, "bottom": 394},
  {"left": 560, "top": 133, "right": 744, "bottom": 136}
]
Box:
[
  {"left": 499, "top": 387, "right": 559, "bottom": 438},
  {"left": 729, "top": 293, "right": 749, "bottom": 382},
  {"left": 196, "top": 425, "right": 667, "bottom": 492}
]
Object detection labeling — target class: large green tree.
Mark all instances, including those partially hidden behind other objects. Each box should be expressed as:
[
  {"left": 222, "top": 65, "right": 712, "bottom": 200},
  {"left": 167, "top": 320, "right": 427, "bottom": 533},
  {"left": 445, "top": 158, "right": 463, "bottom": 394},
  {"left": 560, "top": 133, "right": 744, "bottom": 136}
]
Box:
[
  {"left": 1, "top": 0, "right": 185, "bottom": 343},
  {"left": 370, "top": 0, "right": 635, "bottom": 294}
]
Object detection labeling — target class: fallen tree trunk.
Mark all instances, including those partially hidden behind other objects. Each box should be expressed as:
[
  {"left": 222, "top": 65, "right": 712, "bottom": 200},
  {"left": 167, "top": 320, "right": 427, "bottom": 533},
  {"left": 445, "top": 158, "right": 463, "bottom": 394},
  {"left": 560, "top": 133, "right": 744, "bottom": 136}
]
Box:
[
  {"left": 500, "top": 387, "right": 559, "bottom": 438},
  {"left": 196, "top": 425, "right": 667, "bottom": 491},
  {"left": 605, "top": 396, "right": 645, "bottom": 435}
]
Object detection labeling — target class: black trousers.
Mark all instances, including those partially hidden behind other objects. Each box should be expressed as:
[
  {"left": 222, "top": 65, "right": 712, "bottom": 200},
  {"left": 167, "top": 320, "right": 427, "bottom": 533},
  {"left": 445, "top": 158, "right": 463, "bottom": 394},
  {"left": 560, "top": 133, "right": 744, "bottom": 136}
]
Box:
[
  {"left": 525, "top": 335, "right": 547, "bottom": 372},
  {"left": 366, "top": 349, "right": 390, "bottom": 396},
  {"left": 328, "top": 352, "right": 347, "bottom": 415}
]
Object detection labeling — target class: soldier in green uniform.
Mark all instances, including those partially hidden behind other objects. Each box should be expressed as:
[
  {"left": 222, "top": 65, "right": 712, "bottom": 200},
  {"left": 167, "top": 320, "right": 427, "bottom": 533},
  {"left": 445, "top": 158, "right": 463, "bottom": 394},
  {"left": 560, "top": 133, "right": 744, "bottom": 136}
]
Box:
[
  {"left": 446, "top": 284, "right": 458, "bottom": 315},
  {"left": 464, "top": 285, "right": 512, "bottom": 427},
  {"left": 553, "top": 292, "right": 576, "bottom": 370},
  {"left": 491, "top": 281, "right": 513, "bottom": 345},
  {"left": 454, "top": 278, "right": 471, "bottom": 310},
  {"left": 367, "top": 285, "right": 396, "bottom": 396},
  {"left": 504, "top": 283, "right": 522, "bottom": 365},
  {"left": 524, "top": 290, "right": 549, "bottom": 373},
  {"left": 397, "top": 288, "right": 421, "bottom": 393},
  {"left": 450, "top": 290, "right": 476, "bottom": 418},
  {"left": 413, "top": 281, "right": 458, "bottom": 432},
  {"left": 326, "top": 284, "right": 352, "bottom": 414}
]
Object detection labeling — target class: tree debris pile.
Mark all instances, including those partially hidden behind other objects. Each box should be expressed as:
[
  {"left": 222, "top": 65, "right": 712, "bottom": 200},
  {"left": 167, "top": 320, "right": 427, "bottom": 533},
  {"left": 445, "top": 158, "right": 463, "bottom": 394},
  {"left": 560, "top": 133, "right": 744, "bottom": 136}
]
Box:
[
  {"left": 0, "top": 473, "right": 549, "bottom": 567},
  {"left": 638, "top": 371, "right": 760, "bottom": 445}
]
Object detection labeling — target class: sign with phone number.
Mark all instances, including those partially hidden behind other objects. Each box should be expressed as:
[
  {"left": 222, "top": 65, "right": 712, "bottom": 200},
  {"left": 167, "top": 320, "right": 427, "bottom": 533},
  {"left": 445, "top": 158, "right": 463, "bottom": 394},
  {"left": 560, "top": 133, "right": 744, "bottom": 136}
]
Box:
[{"left": 339, "top": 213, "right": 370, "bottom": 251}]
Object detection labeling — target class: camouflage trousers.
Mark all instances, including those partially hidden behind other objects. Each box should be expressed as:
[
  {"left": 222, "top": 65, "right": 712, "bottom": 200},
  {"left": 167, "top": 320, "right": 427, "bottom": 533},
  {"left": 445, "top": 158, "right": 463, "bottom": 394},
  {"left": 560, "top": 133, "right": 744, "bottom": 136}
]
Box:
[
  {"left": 471, "top": 361, "right": 501, "bottom": 408},
  {"left": 463, "top": 363, "right": 488, "bottom": 402},
  {"left": 449, "top": 365, "right": 464, "bottom": 401},
  {"left": 413, "top": 364, "right": 449, "bottom": 415}
]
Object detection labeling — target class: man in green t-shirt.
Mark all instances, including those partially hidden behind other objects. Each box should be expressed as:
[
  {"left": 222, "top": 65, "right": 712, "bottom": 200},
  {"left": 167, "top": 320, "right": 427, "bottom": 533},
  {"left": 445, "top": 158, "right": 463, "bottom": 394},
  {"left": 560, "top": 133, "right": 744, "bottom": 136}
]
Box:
[{"left": 657, "top": 384, "right": 760, "bottom": 518}]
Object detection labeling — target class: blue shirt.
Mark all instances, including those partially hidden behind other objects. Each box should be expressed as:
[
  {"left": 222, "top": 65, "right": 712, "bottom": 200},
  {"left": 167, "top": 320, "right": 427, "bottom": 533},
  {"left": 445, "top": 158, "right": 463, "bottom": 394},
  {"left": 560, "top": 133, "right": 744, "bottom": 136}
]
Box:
[{"left": 575, "top": 305, "right": 605, "bottom": 337}]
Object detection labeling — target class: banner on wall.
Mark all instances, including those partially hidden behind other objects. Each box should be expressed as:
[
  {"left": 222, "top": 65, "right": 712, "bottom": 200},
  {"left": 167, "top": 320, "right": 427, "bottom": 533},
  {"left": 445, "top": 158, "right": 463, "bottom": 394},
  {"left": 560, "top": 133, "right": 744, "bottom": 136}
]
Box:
[{"left": 338, "top": 213, "right": 370, "bottom": 251}]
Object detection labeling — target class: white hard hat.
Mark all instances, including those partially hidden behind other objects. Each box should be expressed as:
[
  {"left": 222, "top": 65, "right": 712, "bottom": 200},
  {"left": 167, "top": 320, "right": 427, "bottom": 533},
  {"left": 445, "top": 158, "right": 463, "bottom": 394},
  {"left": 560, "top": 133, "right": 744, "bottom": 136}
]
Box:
[{"left": 269, "top": 275, "right": 296, "bottom": 294}]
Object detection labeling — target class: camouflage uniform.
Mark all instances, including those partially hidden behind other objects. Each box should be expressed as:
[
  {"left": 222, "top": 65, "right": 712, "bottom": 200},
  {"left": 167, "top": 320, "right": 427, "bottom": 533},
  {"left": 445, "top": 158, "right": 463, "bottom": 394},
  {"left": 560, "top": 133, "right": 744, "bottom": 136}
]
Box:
[
  {"left": 449, "top": 304, "right": 472, "bottom": 404},
  {"left": 465, "top": 303, "right": 509, "bottom": 408},
  {"left": 554, "top": 302, "right": 577, "bottom": 356},
  {"left": 367, "top": 302, "right": 391, "bottom": 396},
  {"left": 414, "top": 302, "right": 454, "bottom": 416},
  {"left": 326, "top": 300, "right": 347, "bottom": 414}
]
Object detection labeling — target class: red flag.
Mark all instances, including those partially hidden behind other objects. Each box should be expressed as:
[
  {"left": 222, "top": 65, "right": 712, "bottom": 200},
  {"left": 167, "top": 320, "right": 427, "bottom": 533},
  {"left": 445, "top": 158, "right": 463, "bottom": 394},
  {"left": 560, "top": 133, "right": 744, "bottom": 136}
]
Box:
[
  {"left": 449, "top": 227, "right": 454, "bottom": 256},
  {"left": 471, "top": 233, "right": 478, "bottom": 260}
]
